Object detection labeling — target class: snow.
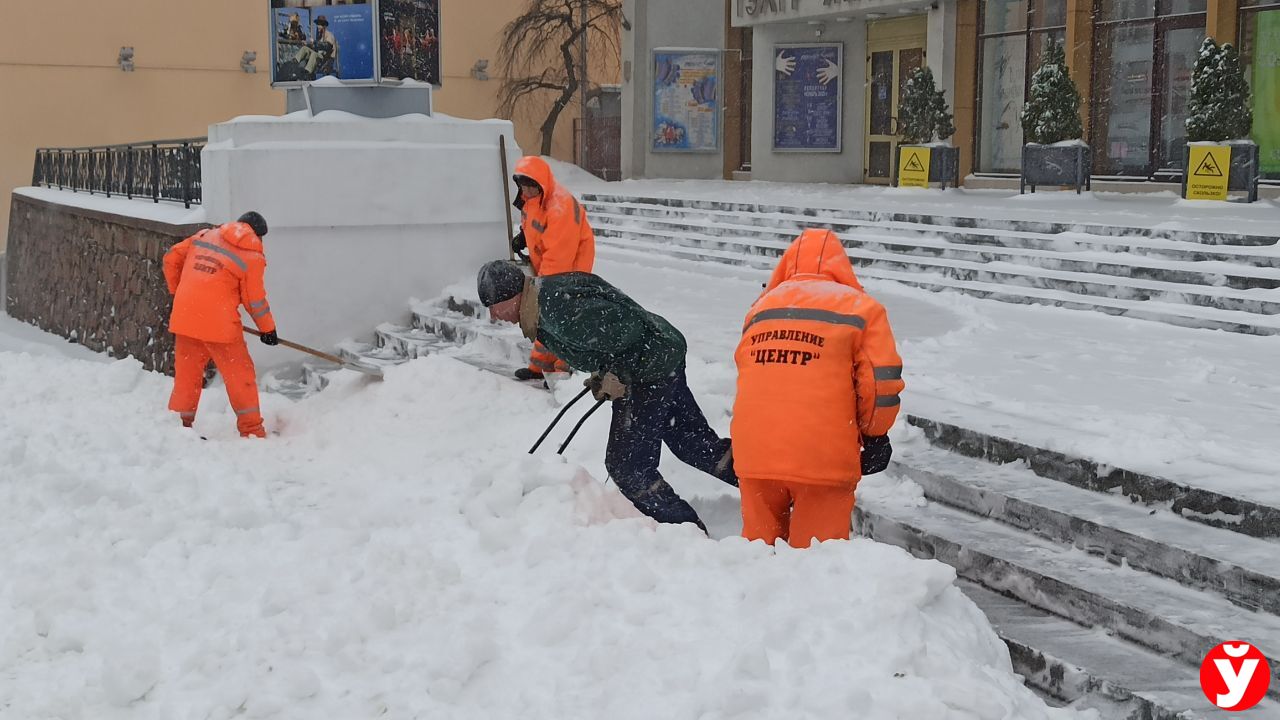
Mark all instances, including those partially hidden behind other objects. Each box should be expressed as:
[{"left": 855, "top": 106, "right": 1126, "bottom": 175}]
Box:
[
  {"left": 545, "top": 162, "right": 1280, "bottom": 236},
  {"left": 0, "top": 314, "right": 110, "bottom": 361},
  {"left": 0, "top": 326, "right": 1087, "bottom": 720}
]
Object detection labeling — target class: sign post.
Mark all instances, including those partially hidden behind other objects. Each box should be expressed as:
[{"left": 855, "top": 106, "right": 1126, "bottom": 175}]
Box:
[
  {"left": 1184, "top": 145, "right": 1231, "bottom": 201},
  {"left": 897, "top": 147, "right": 932, "bottom": 188}
]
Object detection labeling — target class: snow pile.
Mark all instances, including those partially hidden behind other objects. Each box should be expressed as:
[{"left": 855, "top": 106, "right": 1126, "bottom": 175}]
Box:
[{"left": 0, "top": 343, "right": 1086, "bottom": 719}]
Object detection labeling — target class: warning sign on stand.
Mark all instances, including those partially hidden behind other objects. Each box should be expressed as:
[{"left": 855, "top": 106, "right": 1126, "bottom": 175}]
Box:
[
  {"left": 1185, "top": 145, "right": 1231, "bottom": 201},
  {"left": 898, "top": 148, "right": 932, "bottom": 188}
]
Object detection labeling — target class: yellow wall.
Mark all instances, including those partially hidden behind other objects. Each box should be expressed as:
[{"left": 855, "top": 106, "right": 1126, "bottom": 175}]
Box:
[{"left": 1, "top": 0, "right": 618, "bottom": 249}]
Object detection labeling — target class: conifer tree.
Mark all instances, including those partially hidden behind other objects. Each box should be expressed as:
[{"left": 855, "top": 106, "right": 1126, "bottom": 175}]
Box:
[
  {"left": 1186, "top": 37, "right": 1253, "bottom": 142},
  {"left": 898, "top": 67, "right": 955, "bottom": 144},
  {"left": 1019, "top": 40, "right": 1083, "bottom": 145}
]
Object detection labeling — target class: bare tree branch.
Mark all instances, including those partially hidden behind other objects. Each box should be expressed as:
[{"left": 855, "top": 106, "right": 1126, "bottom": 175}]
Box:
[{"left": 497, "top": 0, "right": 621, "bottom": 155}]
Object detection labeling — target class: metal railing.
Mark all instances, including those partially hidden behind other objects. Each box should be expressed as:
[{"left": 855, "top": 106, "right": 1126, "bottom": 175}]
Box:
[{"left": 31, "top": 138, "right": 206, "bottom": 208}]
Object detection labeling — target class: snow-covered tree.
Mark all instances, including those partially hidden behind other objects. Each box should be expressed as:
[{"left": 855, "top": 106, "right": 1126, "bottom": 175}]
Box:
[
  {"left": 1186, "top": 37, "right": 1252, "bottom": 142},
  {"left": 899, "top": 67, "right": 955, "bottom": 144},
  {"left": 1019, "top": 40, "right": 1082, "bottom": 145}
]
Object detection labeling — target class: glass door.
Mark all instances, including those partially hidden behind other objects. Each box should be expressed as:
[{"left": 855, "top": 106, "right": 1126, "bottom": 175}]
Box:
[{"left": 865, "top": 17, "right": 927, "bottom": 183}]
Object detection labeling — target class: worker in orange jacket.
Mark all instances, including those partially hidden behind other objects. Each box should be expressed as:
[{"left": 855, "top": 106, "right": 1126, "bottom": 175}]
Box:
[
  {"left": 162, "top": 211, "right": 279, "bottom": 438},
  {"left": 731, "top": 228, "right": 905, "bottom": 547},
  {"left": 509, "top": 156, "right": 595, "bottom": 381}
]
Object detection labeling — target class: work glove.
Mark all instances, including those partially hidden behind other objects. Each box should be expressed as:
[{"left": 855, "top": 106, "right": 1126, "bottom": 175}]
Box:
[
  {"left": 259, "top": 330, "right": 280, "bottom": 346},
  {"left": 585, "top": 372, "right": 627, "bottom": 402},
  {"left": 860, "top": 435, "right": 892, "bottom": 476},
  {"left": 511, "top": 230, "right": 527, "bottom": 254}
]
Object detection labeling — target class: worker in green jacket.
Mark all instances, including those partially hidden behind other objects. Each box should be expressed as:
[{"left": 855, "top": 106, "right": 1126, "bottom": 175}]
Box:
[{"left": 477, "top": 260, "right": 737, "bottom": 529}]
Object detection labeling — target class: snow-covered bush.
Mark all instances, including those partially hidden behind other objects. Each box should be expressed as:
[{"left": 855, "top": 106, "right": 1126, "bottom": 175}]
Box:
[
  {"left": 1186, "top": 37, "right": 1252, "bottom": 142},
  {"left": 899, "top": 67, "right": 955, "bottom": 145},
  {"left": 1019, "top": 40, "right": 1082, "bottom": 145}
]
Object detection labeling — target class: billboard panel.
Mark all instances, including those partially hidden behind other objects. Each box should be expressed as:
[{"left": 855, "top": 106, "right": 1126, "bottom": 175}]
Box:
[
  {"left": 271, "top": 0, "right": 376, "bottom": 86},
  {"left": 379, "top": 0, "right": 442, "bottom": 85}
]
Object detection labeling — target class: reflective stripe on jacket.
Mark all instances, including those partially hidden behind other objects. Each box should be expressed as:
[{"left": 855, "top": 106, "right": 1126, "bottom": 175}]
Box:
[
  {"left": 163, "top": 222, "right": 276, "bottom": 344},
  {"left": 731, "top": 228, "right": 904, "bottom": 486},
  {"left": 514, "top": 156, "right": 595, "bottom": 276}
]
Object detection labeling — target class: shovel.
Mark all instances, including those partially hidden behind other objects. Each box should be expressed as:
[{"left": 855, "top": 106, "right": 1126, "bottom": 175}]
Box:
[{"left": 242, "top": 326, "right": 384, "bottom": 378}]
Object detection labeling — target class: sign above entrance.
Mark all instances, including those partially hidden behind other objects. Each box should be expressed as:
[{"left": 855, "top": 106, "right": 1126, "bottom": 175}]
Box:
[{"left": 732, "top": 0, "right": 919, "bottom": 27}]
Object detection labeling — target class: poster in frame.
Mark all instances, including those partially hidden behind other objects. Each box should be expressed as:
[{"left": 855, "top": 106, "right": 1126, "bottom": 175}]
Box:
[
  {"left": 651, "top": 48, "right": 721, "bottom": 153},
  {"left": 378, "top": 0, "right": 442, "bottom": 85},
  {"left": 269, "top": 0, "right": 378, "bottom": 87},
  {"left": 772, "top": 43, "right": 843, "bottom": 153}
]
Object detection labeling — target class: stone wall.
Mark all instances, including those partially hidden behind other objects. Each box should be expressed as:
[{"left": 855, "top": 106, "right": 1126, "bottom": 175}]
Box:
[{"left": 4, "top": 193, "right": 208, "bottom": 374}]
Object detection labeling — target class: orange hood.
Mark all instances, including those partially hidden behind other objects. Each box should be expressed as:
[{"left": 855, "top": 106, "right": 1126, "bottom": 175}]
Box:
[
  {"left": 513, "top": 156, "right": 559, "bottom": 198},
  {"left": 218, "top": 221, "right": 264, "bottom": 253},
  {"left": 763, "top": 228, "right": 863, "bottom": 293}
]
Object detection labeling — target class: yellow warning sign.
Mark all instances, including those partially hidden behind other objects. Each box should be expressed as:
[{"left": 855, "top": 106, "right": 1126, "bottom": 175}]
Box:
[
  {"left": 898, "top": 147, "right": 932, "bottom": 188},
  {"left": 1185, "top": 145, "right": 1231, "bottom": 201}
]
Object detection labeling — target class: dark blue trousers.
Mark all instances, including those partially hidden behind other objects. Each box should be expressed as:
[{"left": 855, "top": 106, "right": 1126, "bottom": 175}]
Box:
[{"left": 604, "top": 368, "right": 736, "bottom": 526}]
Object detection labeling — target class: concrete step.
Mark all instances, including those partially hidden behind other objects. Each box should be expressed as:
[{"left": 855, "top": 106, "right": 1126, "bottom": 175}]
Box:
[
  {"left": 855, "top": 492, "right": 1280, "bottom": 694},
  {"left": 593, "top": 226, "right": 1280, "bottom": 316},
  {"left": 896, "top": 442, "right": 1280, "bottom": 615},
  {"left": 587, "top": 209, "right": 1280, "bottom": 290},
  {"left": 595, "top": 240, "right": 1280, "bottom": 336},
  {"left": 955, "top": 580, "right": 1280, "bottom": 718},
  {"left": 907, "top": 415, "right": 1280, "bottom": 539},
  {"left": 580, "top": 193, "right": 1280, "bottom": 248}
]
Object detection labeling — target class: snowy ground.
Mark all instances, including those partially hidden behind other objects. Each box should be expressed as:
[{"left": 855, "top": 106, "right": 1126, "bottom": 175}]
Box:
[{"left": 0, "top": 317, "right": 1087, "bottom": 720}]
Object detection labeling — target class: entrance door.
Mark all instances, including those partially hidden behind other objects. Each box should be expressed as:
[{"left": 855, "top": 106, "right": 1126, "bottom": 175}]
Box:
[{"left": 865, "top": 17, "right": 927, "bottom": 183}]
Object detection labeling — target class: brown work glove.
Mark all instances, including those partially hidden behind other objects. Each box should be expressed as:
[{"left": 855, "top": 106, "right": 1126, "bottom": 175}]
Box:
[{"left": 585, "top": 372, "right": 627, "bottom": 401}]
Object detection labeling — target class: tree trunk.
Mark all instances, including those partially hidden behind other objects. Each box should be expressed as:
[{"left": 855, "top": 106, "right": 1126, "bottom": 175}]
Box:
[{"left": 539, "top": 36, "right": 582, "bottom": 156}]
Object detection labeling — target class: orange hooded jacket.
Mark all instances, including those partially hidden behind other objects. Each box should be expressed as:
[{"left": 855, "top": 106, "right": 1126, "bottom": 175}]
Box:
[
  {"left": 513, "top": 156, "right": 595, "bottom": 275},
  {"left": 731, "top": 229, "right": 904, "bottom": 487},
  {"left": 163, "top": 221, "right": 276, "bottom": 344}
]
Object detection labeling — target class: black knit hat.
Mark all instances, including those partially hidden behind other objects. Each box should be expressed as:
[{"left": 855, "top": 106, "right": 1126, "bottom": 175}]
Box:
[
  {"left": 477, "top": 260, "right": 525, "bottom": 307},
  {"left": 237, "top": 211, "right": 269, "bottom": 238}
]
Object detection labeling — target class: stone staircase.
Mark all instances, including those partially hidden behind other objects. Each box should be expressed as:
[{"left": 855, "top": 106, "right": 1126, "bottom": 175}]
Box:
[{"left": 580, "top": 193, "right": 1280, "bottom": 336}]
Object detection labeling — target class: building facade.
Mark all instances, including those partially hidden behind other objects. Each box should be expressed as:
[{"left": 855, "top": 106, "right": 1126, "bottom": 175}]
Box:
[
  {"left": 622, "top": 0, "right": 1275, "bottom": 186},
  {"left": 1, "top": 0, "right": 617, "bottom": 248}
]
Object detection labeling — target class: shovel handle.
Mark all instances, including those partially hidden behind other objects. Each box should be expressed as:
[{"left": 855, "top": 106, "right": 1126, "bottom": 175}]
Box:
[{"left": 242, "top": 325, "right": 347, "bottom": 366}]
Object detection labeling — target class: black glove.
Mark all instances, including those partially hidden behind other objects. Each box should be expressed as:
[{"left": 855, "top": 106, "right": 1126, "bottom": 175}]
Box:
[
  {"left": 860, "top": 435, "right": 892, "bottom": 476},
  {"left": 259, "top": 330, "right": 279, "bottom": 346},
  {"left": 511, "top": 231, "right": 527, "bottom": 254}
]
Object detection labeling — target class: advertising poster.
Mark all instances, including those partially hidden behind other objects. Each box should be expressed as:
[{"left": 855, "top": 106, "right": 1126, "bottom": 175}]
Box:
[
  {"left": 773, "top": 43, "right": 842, "bottom": 152},
  {"left": 652, "top": 49, "right": 720, "bottom": 152},
  {"left": 1252, "top": 11, "right": 1280, "bottom": 176},
  {"left": 271, "top": 0, "right": 376, "bottom": 85},
  {"left": 380, "top": 0, "right": 442, "bottom": 85}
]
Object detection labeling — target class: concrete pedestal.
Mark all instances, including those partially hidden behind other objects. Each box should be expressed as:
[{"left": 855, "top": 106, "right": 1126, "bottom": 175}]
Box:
[{"left": 202, "top": 111, "right": 521, "bottom": 365}]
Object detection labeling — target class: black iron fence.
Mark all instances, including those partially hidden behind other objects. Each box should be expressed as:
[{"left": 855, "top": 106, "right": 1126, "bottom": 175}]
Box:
[{"left": 31, "top": 138, "right": 206, "bottom": 208}]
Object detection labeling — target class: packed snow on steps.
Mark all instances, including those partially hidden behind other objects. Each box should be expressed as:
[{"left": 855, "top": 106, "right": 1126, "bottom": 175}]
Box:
[{"left": 0, "top": 325, "right": 1092, "bottom": 720}]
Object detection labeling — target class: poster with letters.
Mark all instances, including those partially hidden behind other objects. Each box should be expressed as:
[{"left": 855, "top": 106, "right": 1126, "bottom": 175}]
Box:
[
  {"left": 652, "top": 49, "right": 720, "bottom": 152},
  {"left": 773, "top": 43, "right": 842, "bottom": 152}
]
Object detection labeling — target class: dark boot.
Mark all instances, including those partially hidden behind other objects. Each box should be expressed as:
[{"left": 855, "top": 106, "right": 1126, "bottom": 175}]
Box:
[{"left": 514, "top": 367, "right": 544, "bottom": 381}]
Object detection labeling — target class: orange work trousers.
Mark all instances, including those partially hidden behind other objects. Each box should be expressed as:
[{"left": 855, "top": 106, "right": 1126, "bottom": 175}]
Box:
[
  {"left": 528, "top": 339, "right": 569, "bottom": 375},
  {"left": 739, "top": 477, "right": 857, "bottom": 548},
  {"left": 169, "top": 334, "right": 266, "bottom": 438}
]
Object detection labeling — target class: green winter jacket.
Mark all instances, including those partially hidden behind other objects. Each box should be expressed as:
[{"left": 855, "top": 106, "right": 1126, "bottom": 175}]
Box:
[{"left": 535, "top": 272, "right": 687, "bottom": 384}]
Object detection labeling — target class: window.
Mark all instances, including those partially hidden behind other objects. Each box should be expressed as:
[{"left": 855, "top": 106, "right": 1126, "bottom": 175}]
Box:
[
  {"left": 975, "top": 1, "right": 1068, "bottom": 172},
  {"left": 1239, "top": 3, "right": 1280, "bottom": 179},
  {"left": 1089, "top": 0, "right": 1205, "bottom": 177}
]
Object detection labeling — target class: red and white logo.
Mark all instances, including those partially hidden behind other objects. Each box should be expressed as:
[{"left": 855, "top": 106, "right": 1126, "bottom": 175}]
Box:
[{"left": 1199, "top": 641, "right": 1271, "bottom": 711}]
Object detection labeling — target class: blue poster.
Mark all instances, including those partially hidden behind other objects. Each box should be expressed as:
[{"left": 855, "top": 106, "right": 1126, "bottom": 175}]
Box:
[
  {"left": 652, "top": 50, "right": 720, "bottom": 152},
  {"left": 271, "top": 1, "right": 376, "bottom": 85},
  {"left": 773, "top": 44, "right": 843, "bottom": 152}
]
